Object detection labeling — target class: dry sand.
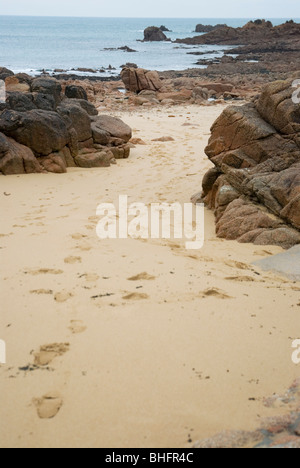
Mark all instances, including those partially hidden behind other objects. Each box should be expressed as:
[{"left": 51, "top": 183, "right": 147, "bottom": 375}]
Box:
[{"left": 0, "top": 104, "right": 299, "bottom": 448}]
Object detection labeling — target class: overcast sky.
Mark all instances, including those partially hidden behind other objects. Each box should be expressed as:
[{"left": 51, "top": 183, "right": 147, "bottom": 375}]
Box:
[{"left": 0, "top": 0, "right": 300, "bottom": 18}]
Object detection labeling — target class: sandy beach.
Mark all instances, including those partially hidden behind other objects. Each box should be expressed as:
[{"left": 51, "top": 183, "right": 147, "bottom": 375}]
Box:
[{"left": 0, "top": 104, "right": 299, "bottom": 448}]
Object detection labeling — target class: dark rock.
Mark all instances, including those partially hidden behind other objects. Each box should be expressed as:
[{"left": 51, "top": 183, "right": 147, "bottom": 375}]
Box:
[
  {"left": 160, "top": 26, "right": 171, "bottom": 32},
  {"left": 57, "top": 102, "right": 92, "bottom": 142},
  {"left": 31, "top": 77, "right": 62, "bottom": 107},
  {"left": 0, "top": 109, "right": 69, "bottom": 156},
  {"left": 118, "top": 46, "right": 138, "bottom": 53},
  {"left": 143, "top": 27, "right": 168, "bottom": 42},
  {"left": 0, "top": 133, "right": 43, "bottom": 175},
  {"left": 195, "top": 24, "right": 227, "bottom": 33},
  {"left": 121, "top": 63, "right": 138, "bottom": 69},
  {"left": 65, "top": 98, "right": 98, "bottom": 116},
  {"left": 92, "top": 115, "right": 132, "bottom": 142},
  {"left": 0, "top": 67, "right": 14, "bottom": 81},
  {"left": 91, "top": 122, "right": 110, "bottom": 145},
  {"left": 65, "top": 85, "right": 88, "bottom": 101},
  {"left": 6, "top": 92, "right": 36, "bottom": 112}
]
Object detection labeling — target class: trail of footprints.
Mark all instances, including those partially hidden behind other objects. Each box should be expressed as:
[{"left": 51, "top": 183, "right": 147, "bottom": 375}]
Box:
[{"left": 23, "top": 225, "right": 264, "bottom": 420}]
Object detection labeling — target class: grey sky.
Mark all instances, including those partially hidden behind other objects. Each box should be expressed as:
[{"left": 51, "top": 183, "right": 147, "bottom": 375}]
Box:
[{"left": 0, "top": 0, "right": 300, "bottom": 18}]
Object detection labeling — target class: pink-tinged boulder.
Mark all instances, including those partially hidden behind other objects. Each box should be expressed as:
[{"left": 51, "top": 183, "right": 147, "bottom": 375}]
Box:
[
  {"left": 197, "top": 79, "right": 300, "bottom": 248},
  {"left": 121, "top": 68, "right": 163, "bottom": 93},
  {"left": 0, "top": 133, "right": 43, "bottom": 175}
]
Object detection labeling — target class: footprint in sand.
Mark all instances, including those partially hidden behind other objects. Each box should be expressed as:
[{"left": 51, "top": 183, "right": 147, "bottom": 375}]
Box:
[
  {"left": 34, "top": 343, "right": 70, "bottom": 366},
  {"left": 25, "top": 268, "right": 63, "bottom": 276},
  {"left": 200, "top": 288, "right": 232, "bottom": 299},
  {"left": 76, "top": 243, "right": 92, "bottom": 252},
  {"left": 127, "top": 272, "right": 156, "bottom": 281},
  {"left": 30, "top": 289, "right": 53, "bottom": 295},
  {"left": 224, "top": 260, "right": 251, "bottom": 271},
  {"left": 33, "top": 392, "right": 63, "bottom": 419},
  {"left": 69, "top": 320, "right": 87, "bottom": 334},
  {"left": 64, "top": 256, "right": 82, "bottom": 264},
  {"left": 79, "top": 273, "right": 99, "bottom": 282},
  {"left": 71, "top": 233, "right": 88, "bottom": 240},
  {"left": 225, "top": 276, "right": 256, "bottom": 282},
  {"left": 54, "top": 291, "right": 73, "bottom": 303},
  {"left": 123, "top": 292, "right": 149, "bottom": 300}
]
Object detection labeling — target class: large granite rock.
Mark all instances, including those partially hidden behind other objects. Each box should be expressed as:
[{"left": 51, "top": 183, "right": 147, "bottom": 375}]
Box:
[
  {"left": 31, "top": 77, "right": 62, "bottom": 107},
  {"left": 92, "top": 115, "right": 132, "bottom": 142},
  {"left": 121, "top": 67, "right": 163, "bottom": 93},
  {"left": 0, "top": 132, "right": 43, "bottom": 175},
  {"left": 65, "top": 84, "right": 88, "bottom": 101},
  {"left": 0, "top": 109, "right": 70, "bottom": 156},
  {"left": 57, "top": 102, "right": 92, "bottom": 142},
  {"left": 197, "top": 79, "right": 300, "bottom": 248}
]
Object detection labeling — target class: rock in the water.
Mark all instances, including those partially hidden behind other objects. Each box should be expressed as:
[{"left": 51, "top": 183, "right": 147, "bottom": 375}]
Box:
[
  {"left": 195, "top": 24, "right": 227, "bottom": 33},
  {"left": 143, "top": 27, "right": 168, "bottom": 42},
  {"left": 198, "top": 78, "right": 300, "bottom": 249}
]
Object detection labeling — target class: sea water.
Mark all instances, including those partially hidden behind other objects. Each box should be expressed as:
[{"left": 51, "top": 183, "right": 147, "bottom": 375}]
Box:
[{"left": 0, "top": 16, "right": 298, "bottom": 76}]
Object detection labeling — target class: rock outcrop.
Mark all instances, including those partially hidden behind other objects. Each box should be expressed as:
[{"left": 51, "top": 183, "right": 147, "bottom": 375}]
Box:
[
  {"left": 0, "top": 74, "right": 132, "bottom": 175},
  {"left": 177, "top": 19, "right": 300, "bottom": 46},
  {"left": 143, "top": 27, "right": 169, "bottom": 42},
  {"left": 195, "top": 24, "right": 227, "bottom": 33},
  {"left": 196, "top": 79, "right": 300, "bottom": 249},
  {"left": 121, "top": 67, "right": 163, "bottom": 93}
]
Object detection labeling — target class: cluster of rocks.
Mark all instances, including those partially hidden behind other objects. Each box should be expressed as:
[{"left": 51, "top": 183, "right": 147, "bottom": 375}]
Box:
[
  {"left": 120, "top": 67, "right": 252, "bottom": 106},
  {"left": 175, "top": 20, "right": 300, "bottom": 80},
  {"left": 195, "top": 79, "right": 300, "bottom": 249},
  {"left": 177, "top": 19, "right": 300, "bottom": 46},
  {"left": 0, "top": 72, "right": 132, "bottom": 175}
]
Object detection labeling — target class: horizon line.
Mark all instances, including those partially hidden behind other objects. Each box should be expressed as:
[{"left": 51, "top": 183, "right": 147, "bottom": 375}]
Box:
[{"left": 0, "top": 15, "right": 299, "bottom": 19}]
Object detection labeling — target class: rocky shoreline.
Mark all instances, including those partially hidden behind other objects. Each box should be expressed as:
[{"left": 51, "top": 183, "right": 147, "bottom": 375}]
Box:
[{"left": 0, "top": 75, "right": 132, "bottom": 175}]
